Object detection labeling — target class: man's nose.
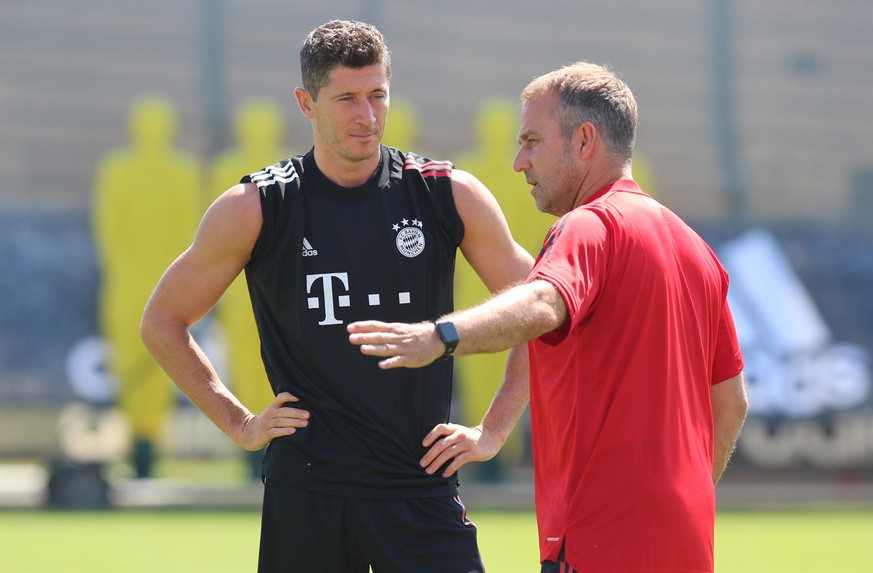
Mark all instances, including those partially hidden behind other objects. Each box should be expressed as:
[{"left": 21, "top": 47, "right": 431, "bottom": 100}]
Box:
[{"left": 512, "top": 148, "right": 527, "bottom": 173}]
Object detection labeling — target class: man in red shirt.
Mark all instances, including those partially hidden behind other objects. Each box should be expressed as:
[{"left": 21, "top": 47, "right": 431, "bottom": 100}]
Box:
[{"left": 349, "top": 61, "right": 748, "bottom": 573}]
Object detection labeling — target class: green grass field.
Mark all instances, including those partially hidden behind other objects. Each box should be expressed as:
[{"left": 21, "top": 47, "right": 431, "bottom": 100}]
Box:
[{"left": 0, "top": 508, "right": 870, "bottom": 572}]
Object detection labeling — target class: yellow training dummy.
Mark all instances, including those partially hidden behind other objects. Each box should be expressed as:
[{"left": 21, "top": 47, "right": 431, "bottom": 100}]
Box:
[{"left": 93, "top": 95, "right": 200, "bottom": 477}]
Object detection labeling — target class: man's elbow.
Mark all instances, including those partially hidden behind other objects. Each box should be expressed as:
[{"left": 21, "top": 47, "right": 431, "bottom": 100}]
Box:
[
  {"left": 530, "top": 280, "right": 568, "bottom": 336},
  {"left": 139, "top": 300, "right": 172, "bottom": 354},
  {"left": 139, "top": 306, "right": 159, "bottom": 352}
]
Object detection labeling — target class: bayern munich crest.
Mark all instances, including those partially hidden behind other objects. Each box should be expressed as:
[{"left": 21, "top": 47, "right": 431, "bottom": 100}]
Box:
[{"left": 392, "top": 218, "right": 425, "bottom": 258}]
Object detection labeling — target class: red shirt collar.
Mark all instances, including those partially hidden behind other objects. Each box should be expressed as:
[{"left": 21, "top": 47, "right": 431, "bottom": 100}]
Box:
[{"left": 582, "top": 178, "right": 642, "bottom": 206}]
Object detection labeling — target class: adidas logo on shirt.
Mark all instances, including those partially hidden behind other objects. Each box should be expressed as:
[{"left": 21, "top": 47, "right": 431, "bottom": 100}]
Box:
[{"left": 302, "top": 238, "right": 318, "bottom": 257}]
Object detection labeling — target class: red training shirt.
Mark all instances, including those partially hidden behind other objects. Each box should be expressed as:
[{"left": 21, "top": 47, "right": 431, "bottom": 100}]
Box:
[{"left": 527, "top": 179, "right": 743, "bottom": 572}]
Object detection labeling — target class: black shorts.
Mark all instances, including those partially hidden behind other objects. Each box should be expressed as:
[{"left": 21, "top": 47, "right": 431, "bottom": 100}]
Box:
[{"left": 258, "top": 478, "right": 485, "bottom": 573}]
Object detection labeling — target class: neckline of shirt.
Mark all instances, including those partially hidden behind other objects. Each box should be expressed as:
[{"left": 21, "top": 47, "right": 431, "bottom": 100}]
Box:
[{"left": 302, "top": 146, "right": 392, "bottom": 203}]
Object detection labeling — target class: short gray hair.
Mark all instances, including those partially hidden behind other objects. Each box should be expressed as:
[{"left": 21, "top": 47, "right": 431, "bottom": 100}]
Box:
[{"left": 521, "top": 61, "right": 638, "bottom": 160}]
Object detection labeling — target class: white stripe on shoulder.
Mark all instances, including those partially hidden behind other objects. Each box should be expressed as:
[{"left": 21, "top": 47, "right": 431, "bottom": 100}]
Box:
[{"left": 249, "top": 163, "right": 299, "bottom": 199}]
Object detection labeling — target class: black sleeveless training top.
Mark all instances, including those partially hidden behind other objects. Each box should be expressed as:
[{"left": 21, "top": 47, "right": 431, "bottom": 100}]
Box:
[{"left": 241, "top": 145, "right": 465, "bottom": 497}]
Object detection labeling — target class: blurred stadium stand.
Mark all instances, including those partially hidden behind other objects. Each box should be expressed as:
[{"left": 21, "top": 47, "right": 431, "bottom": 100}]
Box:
[
  {"left": 2, "top": 1, "right": 872, "bottom": 218},
  {"left": 1, "top": 0, "right": 872, "bottom": 507}
]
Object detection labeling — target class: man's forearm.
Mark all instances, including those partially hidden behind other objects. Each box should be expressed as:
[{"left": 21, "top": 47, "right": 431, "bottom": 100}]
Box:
[
  {"left": 347, "top": 281, "right": 566, "bottom": 370},
  {"left": 140, "top": 317, "right": 252, "bottom": 445},
  {"left": 478, "top": 345, "right": 530, "bottom": 447},
  {"left": 448, "top": 280, "right": 566, "bottom": 357}
]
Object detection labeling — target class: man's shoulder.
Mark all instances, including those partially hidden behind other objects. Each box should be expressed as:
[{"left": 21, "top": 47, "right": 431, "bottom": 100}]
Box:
[{"left": 244, "top": 157, "right": 305, "bottom": 201}]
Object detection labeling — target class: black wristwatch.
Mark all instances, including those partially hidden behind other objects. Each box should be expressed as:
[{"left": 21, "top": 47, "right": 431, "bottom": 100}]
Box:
[{"left": 434, "top": 320, "right": 460, "bottom": 357}]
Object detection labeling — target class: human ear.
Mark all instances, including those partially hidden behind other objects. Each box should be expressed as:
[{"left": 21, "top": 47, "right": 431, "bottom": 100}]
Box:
[
  {"left": 294, "top": 87, "right": 315, "bottom": 119},
  {"left": 577, "top": 122, "right": 597, "bottom": 159}
]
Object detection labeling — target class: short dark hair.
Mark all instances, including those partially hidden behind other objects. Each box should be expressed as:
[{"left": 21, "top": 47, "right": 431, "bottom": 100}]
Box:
[
  {"left": 522, "top": 61, "right": 638, "bottom": 161},
  {"left": 300, "top": 20, "right": 392, "bottom": 100}
]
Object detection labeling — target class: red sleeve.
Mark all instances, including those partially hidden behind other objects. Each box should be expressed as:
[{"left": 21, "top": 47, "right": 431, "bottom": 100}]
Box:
[
  {"left": 527, "top": 210, "right": 609, "bottom": 344},
  {"left": 711, "top": 298, "right": 744, "bottom": 384}
]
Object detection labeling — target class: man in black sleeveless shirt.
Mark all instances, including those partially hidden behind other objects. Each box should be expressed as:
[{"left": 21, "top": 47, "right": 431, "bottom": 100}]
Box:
[{"left": 141, "top": 20, "right": 533, "bottom": 573}]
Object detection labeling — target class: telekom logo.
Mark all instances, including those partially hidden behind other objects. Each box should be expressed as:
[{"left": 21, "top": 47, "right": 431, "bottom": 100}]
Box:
[
  {"left": 305, "top": 272, "right": 412, "bottom": 326},
  {"left": 306, "top": 272, "right": 350, "bottom": 325}
]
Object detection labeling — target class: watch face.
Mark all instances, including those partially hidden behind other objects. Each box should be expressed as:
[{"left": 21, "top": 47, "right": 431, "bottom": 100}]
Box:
[{"left": 436, "top": 321, "right": 460, "bottom": 355}]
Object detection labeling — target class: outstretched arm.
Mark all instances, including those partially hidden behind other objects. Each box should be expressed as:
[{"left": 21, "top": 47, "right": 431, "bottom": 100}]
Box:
[
  {"left": 348, "top": 279, "right": 566, "bottom": 368},
  {"left": 140, "top": 183, "right": 309, "bottom": 451}
]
